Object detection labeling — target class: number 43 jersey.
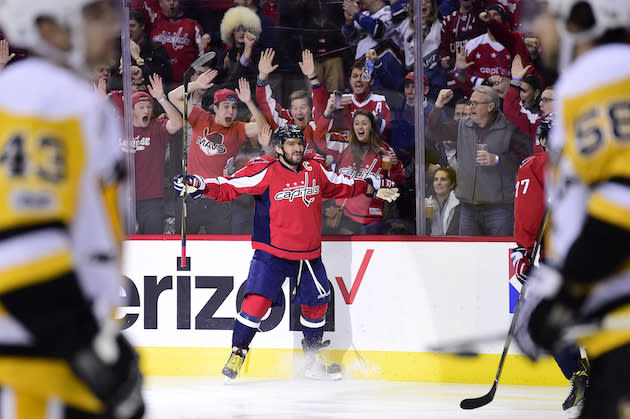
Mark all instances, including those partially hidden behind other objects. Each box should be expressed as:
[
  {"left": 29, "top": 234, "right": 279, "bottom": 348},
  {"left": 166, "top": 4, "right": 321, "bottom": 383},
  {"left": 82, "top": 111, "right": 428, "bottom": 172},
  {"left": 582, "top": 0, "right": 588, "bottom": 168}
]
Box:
[
  {"left": 0, "top": 58, "right": 126, "bottom": 349},
  {"left": 547, "top": 44, "right": 630, "bottom": 334}
]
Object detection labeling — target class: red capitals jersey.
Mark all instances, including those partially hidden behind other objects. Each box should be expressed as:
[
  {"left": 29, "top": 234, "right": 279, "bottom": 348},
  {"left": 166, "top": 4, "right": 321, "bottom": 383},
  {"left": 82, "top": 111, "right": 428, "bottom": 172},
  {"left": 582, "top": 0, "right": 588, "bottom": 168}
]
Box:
[
  {"left": 341, "top": 93, "right": 391, "bottom": 135},
  {"left": 514, "top": 152, "right": 547, "bottom": 254},
  {"left": 255, "top": 82, "right": 331, "bottom": 159},
  {"left": 202, "top": 156, "right": 369, "bottom": 260},
  {"left": 438, "top": 7, "right": 486, "bottom": 68},
  {"left": 150, "top": 14, "right": 203, "bottom": 82},
  {"left": 336, "top": 143, "right": 404, "bottom": 224},
  {"left": 464, "top": 33, "right": 512, "bottom": 90},
  {"left": 188, "top": 106, "right": 249, "bottom": 178},
  {"left": 126, "top": 118, "right": 172, "bottom": 200}
]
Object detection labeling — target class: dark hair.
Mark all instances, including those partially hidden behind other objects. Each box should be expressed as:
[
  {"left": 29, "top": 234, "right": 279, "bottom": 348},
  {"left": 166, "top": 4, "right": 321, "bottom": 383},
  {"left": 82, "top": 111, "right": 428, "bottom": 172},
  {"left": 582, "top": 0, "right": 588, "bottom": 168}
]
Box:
[
  {"left": 130, "top": 10, "right": 145, "bottom": 26},
  {"left": 522, "top": 74, "right": 542, "bottom": 109},
  {"left": 348, "top": 109, "right": 383, "bottom": 168},
  {"left": 434, "top": 167, "right": 457, "bottom": 189}
]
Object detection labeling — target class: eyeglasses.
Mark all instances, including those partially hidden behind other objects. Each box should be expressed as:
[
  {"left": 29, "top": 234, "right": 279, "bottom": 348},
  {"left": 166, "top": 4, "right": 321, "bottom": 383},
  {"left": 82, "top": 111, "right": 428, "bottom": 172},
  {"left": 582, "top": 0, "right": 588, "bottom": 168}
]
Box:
[
  {"left": 468, "top": 100, "right": 492, "bottom": 107},
  {"left": 540, "top": 97, "right": 554, "bottom": 103}
]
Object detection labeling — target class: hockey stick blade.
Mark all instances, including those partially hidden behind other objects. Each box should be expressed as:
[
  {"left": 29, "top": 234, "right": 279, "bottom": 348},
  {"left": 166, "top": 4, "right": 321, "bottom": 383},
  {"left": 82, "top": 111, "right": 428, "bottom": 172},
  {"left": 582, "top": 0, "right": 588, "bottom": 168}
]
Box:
[{"left": 460, "top": 382, "right": 497, "bottom": 409}]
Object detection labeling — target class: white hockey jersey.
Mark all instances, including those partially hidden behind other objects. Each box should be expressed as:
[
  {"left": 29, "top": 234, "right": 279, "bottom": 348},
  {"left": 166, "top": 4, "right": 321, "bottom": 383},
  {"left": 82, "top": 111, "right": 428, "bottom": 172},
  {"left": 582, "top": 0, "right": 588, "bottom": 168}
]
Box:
[
  {"left": 0, "top": 58, "right": 126, "bottom": 409},
  {"left": 547, "top": 44, "right": 630, "bottom": 357}
]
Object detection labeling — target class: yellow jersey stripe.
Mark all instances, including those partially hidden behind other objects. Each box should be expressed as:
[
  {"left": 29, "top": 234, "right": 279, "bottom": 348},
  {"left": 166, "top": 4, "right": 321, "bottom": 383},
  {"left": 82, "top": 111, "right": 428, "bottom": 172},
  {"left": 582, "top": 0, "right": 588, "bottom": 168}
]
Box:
[
  {"left": 0, "top": 357, "right": 102, "bottom": 413},
  {"left": 578, "top": 304, "right": 630, "bottom": 359},
  {"left": 0, "top": 251, "right": 72, "bottom": 295},
  {"left": 100, "top": 180, "right": 124, "bottom": 248},
  {"left": 589, "top": 193, "right": 630, "bottom": 230}
]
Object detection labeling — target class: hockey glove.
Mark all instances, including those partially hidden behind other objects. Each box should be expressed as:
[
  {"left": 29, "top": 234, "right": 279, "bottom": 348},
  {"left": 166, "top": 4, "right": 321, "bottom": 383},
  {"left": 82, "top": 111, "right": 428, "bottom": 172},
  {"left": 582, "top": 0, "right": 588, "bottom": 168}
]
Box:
[
  {"left": 514, "top": 263, "right": 583, "bottom": 360},
  {"left": 173, "top": 174, "right": 206, "bottom": 199},
  {"left": 69, "top": 329, "right": 144, "bottom": 419},
  {"left": 365, "top": 174, "right": 400, "bottom": 202},
  {"left": 375, "top": 187, "right": 400, "bottom": 203},
  {"left": 510, "top": 247, "right": 532, "bottom": 283}
]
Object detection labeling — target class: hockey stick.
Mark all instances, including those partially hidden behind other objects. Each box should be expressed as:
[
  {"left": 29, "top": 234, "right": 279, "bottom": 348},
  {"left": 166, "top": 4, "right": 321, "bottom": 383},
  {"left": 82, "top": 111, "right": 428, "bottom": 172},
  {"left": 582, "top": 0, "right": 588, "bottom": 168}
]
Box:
[
  {"left": 179, "top": 52, "right": 216, "bottom": 269},
  {"left": 460, "top": 209, "right": 549, "bottom": 410}
]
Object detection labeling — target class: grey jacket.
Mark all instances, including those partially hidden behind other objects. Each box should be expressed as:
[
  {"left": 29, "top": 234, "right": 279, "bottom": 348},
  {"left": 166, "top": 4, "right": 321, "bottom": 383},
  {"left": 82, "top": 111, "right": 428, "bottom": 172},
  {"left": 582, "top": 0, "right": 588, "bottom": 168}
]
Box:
[{"left": 427, "top": 109, "right": 532, "bottom": 205}]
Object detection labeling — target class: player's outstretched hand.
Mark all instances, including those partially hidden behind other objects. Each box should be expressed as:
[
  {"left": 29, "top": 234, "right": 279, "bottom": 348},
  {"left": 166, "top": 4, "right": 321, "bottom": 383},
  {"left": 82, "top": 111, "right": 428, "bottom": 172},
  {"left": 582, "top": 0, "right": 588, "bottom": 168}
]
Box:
[{"left": 173, "top": 174, "right": 206, "bottom": 199}]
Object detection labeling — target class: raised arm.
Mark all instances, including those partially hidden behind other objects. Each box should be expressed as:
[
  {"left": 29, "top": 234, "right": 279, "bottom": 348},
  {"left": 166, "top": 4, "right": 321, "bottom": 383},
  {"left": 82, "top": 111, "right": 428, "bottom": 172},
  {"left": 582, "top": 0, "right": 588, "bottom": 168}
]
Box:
[
  {"left": 238, "top": 77, "right": 271, "bottom": 141},
  {"left": 148, "top": 73, "right": 182, "bottom": 134},
  {"left": 167, "top": 69, "right": 218, "bottom": 116},
  {"left": 426, "top": 89, "right": 459, "bottom": 142}
]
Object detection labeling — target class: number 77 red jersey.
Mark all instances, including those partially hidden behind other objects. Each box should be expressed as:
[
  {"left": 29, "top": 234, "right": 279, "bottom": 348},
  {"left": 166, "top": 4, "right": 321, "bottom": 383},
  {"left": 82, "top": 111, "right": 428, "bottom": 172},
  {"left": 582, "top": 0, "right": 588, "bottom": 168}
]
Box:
[{"left": 514, "top": 151, "right": 548, "bottom": 254}]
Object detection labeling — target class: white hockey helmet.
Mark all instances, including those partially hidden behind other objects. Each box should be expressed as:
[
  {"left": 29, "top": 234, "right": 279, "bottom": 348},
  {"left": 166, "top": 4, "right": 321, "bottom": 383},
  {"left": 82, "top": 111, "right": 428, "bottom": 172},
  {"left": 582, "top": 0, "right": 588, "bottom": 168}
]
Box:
[
  {"left": 0, "top": 0, "right": 114, "bottom": 74},
  {"left": 548, "top": 0, "right": 630, "bottom": 42}
]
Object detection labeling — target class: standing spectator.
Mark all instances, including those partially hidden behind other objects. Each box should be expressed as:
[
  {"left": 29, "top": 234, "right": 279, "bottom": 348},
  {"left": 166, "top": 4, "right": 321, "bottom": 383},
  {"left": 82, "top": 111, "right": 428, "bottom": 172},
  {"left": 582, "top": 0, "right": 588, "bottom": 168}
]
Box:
[
  {"left": 168, "top": 74, "right": 270, "bottom": 234},
  {"left": 289, "top": 0, "right": 347, "bottom": 93},
  {"left": 149, "top": 0, "right": 205, "bottom": 83},
  {"left": 337, "top": 59, "right": 391, "bottom": 136},
  {"left": 126, "top": 75, "right": 182, "bottom": 234},
  {"left": 220, "top": 5, "right": 263, "bottom": 86},
  {"left": 0, "top": 1, "right": 144, "bottom": 417},
  {"left": 427, "top": 86, "right": 531, "bottom": 236},
  {"left": 454, "top": 4, "right": 513, "bottom": 96},
  {"left": 325, "top": 109, "right": 405, "bottom": 235},
  {"left": 342, "top": 0, "right": 397, "bottom": 60},
  {"left": 504, "top": 55, "right": 546, "bottom": 152},
  {"left": 129, "top": 10, "right": 173, "bottom": 86},
  {"left": 443, "top": 98, "right": 471, "bottom": 171},
  {"left": 0, "top": 39, "right": 16, "bottom": 71},
  {"left": 438, "top": 0, "right": 486, "bottom": 87},
  {"left": 173, "top": 125, "right": 398, "bottom": 380},
  {"left": 233, "top": 0, "right": 277, "bottom": 49},
  {"left": 426, "top": 167, "right": 461, "bottom": 235}
]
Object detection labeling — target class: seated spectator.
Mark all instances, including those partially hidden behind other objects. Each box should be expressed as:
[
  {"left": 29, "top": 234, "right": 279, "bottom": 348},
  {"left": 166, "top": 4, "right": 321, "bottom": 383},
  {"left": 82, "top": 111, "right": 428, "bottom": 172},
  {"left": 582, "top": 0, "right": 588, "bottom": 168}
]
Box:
[
  {"left": 220, "top": 5, "right": 263, "bottom": 86},
  {"left": 454, "top": 4, "right": 512, "bottom": 97},
  {"left": 504, "top": 55, "right": 548, "bottom": 152},
  {"left": 324, "top": 109, "right": 405, "bottom": 235},
  {"left": 147, "top": 0, "right": 205, "bottom": 84},
  {"left": 129, "top": 11, "right": 173, "bottom": 87},
  {"left": 125, "top": 75, "right": 182, "bottom": 234},
  {"left": 427, "top": 86, "right": 531, "bottom": 236},
  {"left": 233, "top": 0, "right": 278, "bottom": 49},
  {"left": 438, "top": 0, "right": 485, "bottom": 88},
  {"left": 426, "top": 167, "right": 461, "bottom": 235}
]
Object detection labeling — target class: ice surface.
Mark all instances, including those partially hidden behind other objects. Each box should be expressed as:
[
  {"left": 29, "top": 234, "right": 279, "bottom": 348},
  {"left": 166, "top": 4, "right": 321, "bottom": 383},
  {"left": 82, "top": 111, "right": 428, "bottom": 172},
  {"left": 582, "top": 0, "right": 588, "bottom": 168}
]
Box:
[{"left": 144, "top": 377, "right": 569, "bottom": 418}]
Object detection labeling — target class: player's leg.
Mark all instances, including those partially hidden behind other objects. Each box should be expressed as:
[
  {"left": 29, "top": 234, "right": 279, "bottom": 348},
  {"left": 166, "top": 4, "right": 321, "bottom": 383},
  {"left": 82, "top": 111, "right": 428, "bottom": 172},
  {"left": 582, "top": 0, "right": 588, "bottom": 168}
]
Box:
[
  {"left": 579, "top": 343, "right": 630, "bottom": 419},
  {"left": 222, "top": 251, "right": 289, "bottom": 380},
  {"left": 555, "top": 345, "right": 589, "bottom": 413},
  {"left": 294, "top": 257, "right": 341, "bottom": 380}
]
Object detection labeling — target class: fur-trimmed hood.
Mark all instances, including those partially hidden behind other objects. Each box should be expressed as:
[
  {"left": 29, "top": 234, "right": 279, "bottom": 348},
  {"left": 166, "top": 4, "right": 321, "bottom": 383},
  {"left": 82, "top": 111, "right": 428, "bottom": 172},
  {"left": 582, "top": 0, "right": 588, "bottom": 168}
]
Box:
[{"left": 220, "top": 6, "right": 262, "bottom": 46}]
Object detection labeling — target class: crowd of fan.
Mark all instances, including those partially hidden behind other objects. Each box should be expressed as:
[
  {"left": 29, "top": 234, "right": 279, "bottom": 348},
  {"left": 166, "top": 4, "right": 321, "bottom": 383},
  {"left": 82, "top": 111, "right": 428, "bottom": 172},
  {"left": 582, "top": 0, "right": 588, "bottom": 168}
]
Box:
[{"left": 0, "top": 0, "right": 555, "bottom": 237}]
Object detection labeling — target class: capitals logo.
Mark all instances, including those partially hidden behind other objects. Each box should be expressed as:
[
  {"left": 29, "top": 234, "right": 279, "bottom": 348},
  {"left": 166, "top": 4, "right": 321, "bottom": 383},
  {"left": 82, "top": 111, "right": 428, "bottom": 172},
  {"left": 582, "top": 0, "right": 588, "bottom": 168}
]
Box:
[
  {"left": 197, "top": 128, "right": 227, "bottom": 155},
  {"left": 274, "top": 172, "right": 320, "bottom": 207}
]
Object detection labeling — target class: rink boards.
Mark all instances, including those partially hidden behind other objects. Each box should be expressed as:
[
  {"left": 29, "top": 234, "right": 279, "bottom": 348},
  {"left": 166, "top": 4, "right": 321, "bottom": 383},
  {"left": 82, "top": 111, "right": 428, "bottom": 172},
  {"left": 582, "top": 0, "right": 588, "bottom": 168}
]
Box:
[{"left": 121, "top": 236, "right": 566, "bottom": 385}]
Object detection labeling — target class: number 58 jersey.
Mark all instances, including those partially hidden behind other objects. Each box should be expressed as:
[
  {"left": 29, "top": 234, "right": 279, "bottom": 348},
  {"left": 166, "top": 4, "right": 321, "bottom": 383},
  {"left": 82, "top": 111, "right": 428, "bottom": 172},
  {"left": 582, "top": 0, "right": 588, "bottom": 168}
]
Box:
[
  {"left": 0, "top": 58, "right": 126, "bottom": 349},
  {"left": 547, "top": 44, "right": 630, "bottom": 321}
]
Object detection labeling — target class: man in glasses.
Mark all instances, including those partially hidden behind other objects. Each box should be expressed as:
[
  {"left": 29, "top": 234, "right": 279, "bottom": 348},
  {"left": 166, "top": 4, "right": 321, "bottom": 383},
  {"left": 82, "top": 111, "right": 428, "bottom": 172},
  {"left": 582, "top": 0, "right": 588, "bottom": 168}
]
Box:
[{"left": 427, "top": 85, "right": 531, "bottom": 235}]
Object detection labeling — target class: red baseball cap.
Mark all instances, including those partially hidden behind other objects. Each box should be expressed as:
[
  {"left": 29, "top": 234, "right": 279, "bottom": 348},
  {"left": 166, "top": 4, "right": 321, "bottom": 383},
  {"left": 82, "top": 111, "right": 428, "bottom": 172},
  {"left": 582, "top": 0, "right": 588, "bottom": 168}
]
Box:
[
  {"left": 404, "top": 72, "right": 429, "bottom": 86},
  {"left": 213, "top": 88, "right": 238, "bottom": 104},
  {"left": 132, "top": 91, "right": 152, "bottom": 106}
]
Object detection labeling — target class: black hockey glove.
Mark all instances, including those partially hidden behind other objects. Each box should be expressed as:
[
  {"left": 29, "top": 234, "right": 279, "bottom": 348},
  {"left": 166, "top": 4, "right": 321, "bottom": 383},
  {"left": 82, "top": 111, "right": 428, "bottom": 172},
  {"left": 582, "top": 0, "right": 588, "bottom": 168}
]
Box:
[{"left": 69, "top": 331, "right": 144, "bottom": 419}]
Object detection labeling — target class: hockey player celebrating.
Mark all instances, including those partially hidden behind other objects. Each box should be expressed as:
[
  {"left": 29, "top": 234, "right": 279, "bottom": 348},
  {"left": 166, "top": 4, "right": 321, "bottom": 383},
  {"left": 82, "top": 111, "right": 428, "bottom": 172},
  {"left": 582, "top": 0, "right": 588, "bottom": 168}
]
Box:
[
  {"left": 0, "top": 1, "right": 144, "bottom": 418},
  {"left": 514, "top": 1, "right": 630, "bottom": 418},
  {"left": 173, "top": 124, "right": 399, "bottom": 380}
]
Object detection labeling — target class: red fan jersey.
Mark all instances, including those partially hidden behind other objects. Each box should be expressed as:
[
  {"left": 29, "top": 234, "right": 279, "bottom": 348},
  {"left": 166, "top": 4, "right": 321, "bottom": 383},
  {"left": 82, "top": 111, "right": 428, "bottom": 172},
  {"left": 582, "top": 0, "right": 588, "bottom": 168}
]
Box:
[
  {"left": 149, "top": 14, "right": 203, "bottom": 82},
  {"left": 202, "top": 156, "right": 369, "bottom": 260},
  {"left": 438, "top": 7, "right": 486, "bottom": 68},
  {"left": 341, "top": 93, "right": 391, "bottom": 135},
  {"left": 464, "top": 33, "right": 512, "bottom": 89},
  {"left": 188, "top": 106, "right": 249, "bottom": 179},
  {"left": 514, "top": 151, "right": 547, "bottom": 254},
  {"left": 336, "top": 143, "right": 404, "bottom": 224}
]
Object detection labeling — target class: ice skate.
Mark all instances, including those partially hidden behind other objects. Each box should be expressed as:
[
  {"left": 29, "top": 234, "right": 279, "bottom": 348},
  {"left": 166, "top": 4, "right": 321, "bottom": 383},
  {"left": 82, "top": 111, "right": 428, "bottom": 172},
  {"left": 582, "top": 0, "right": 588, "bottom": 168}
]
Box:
[
  {"left": 301, "top": 339, "right": 342, "bottom": 381},
  {"left": 222, "top": 346, "right": 248, "bottom": 382},
  {"left": 562, "top": 369, "right": 588, "bottom": 417}
]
